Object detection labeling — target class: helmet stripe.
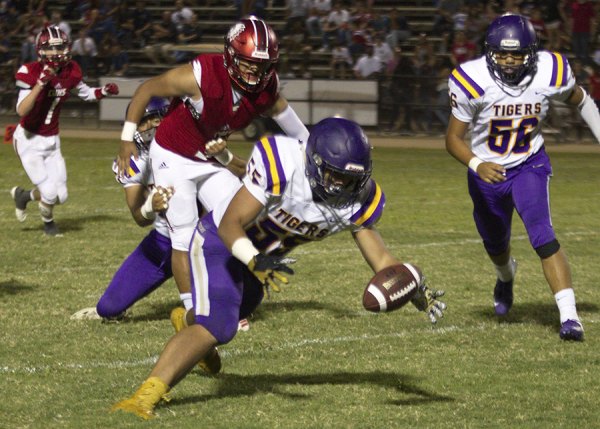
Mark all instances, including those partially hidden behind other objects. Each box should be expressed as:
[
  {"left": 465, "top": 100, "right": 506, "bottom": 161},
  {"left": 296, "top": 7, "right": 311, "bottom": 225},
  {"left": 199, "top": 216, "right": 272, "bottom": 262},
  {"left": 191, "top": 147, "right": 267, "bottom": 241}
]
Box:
[{"left": 250, "top": 18, "right": 269, "bottom": 57}]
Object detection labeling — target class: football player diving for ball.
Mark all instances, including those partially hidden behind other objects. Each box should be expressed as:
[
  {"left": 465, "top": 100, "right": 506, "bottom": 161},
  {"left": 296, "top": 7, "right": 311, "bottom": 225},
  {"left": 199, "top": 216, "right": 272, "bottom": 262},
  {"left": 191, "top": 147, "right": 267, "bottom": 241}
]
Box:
[
  {"left": 446, "top": 14, "right": 600, "bottom": 341},
  {"left": 10, "top": 26, "right": 120, "bottom": 236},
  {"left": 115, "top": 17, "right": 309, "bottom": 357},
  {"left": 112, "top": 117, "right": 447, "bottom": 420}
]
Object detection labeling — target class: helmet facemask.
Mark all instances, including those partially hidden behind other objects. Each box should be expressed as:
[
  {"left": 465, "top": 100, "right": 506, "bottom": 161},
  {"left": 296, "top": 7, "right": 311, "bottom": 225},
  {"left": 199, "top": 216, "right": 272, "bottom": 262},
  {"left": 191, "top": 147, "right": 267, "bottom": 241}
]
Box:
[{"left": 307, "top": 153, "right": 372, "bottom": 208}]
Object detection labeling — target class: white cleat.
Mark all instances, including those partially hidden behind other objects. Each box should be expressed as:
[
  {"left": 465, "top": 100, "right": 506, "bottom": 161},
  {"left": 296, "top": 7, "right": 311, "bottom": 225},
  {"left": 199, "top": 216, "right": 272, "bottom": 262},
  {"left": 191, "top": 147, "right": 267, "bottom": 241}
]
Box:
[
  {"left": 70, "top": 307, "right": 102, "bottom": 320},
  {"left": 10, "top": 187, "right": 28, "bottom": 222}
]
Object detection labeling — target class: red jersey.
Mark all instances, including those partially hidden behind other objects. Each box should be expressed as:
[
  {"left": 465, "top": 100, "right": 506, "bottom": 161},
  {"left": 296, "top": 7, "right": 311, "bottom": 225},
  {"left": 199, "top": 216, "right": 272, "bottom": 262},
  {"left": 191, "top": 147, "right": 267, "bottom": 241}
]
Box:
[
  {"left": 155, "top": 54, "right": 279, "bottom": 160},
  {"left": 15, "top": 61, "right": 84, "bottom": 136}
]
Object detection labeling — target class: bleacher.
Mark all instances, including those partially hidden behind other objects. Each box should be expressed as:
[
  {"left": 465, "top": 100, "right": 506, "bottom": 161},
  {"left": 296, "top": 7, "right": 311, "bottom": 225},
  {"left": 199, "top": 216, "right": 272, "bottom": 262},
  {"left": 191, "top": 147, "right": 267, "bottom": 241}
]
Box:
[{"left": 48, "top": 0, "right": 440, "bottom": 80}]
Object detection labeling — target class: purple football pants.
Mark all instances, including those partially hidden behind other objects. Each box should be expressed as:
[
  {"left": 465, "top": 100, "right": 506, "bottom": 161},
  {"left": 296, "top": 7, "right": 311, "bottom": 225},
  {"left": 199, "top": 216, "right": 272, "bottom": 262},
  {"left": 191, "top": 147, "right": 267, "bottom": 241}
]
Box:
[
  {"left": 468, "top": 147, "right": 556, "bottom": 256},
  {"left": 189, "top": 212, "right": 264, "bottom": 344},
  {"left": 97, "top": 229, "right": 173, "bottom": 318}
]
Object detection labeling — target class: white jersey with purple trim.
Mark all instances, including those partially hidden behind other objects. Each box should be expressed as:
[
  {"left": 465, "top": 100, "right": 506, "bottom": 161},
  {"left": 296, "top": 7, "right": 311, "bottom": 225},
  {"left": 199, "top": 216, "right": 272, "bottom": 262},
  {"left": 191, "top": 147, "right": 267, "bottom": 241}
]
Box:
[
  {"left": 448, "top": 51, "right": 575, "bottom": 169},
  {"left": 111, "top": 150, "right": 170, "bottom": 237},
  {"left": 211, "top": 135, "right": 386, "bottom": 256}
]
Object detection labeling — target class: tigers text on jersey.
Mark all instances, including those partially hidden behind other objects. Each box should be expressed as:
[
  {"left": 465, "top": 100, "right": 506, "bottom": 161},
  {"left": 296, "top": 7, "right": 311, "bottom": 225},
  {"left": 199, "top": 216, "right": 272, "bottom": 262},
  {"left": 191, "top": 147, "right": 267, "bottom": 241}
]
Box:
[
  {"left": 449, "top": 51, "right": 575, "bottom": 169},
  {"left": 154, "top": 53, "right": 279, "bottom": 160},
  {"left": 111, "top": 150, "right": 170, "bottom": 238},
  {"left": 211, "top": 135, "right": 386, "bottom": 256}
]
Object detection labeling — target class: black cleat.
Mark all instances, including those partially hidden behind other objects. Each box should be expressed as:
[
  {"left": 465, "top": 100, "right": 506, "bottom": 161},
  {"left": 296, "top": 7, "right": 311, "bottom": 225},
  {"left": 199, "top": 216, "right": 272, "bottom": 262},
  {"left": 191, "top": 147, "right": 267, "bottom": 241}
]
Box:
[
  {"left": 43, "top": 221, "right": 63, "bottom": 237},
  {"left": 10, "top": 186, "right": 31, "bottom": 222}
]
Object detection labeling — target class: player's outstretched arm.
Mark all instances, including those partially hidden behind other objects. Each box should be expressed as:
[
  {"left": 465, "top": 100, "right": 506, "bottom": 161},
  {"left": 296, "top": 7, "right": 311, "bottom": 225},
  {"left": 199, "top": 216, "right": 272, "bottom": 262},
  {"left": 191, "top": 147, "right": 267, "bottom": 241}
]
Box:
[
  {"left": 118, "top": 64, "right": 199, "bottom": 175},
  {"left": 566, "top": 85, "right": 600, "bottom": 143},
  {"left": 268, "top": 96, "right": 310, "bottom": 143},
  {"left": 205, "top": 137, "right": 247, "bottom": 178},
  {"left": 352, "top": 226, "right": 400, "bottom": 273}
]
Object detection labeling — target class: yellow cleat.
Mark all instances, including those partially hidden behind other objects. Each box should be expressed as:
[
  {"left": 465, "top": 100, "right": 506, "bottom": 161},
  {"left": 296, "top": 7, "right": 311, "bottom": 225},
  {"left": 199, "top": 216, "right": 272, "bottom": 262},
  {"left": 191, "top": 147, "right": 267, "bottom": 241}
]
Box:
[
  {"left": 170, "top": 306, "right": 187, "bottom": 333},
  {"left": 111, "top": 377, "right": 170, "bottom": 420},
  {"left": 169, "top": 306, "right": 222, "bottom": 375},
  {"left": 198, "top": 346, "right": 222, "bottom": 375}
]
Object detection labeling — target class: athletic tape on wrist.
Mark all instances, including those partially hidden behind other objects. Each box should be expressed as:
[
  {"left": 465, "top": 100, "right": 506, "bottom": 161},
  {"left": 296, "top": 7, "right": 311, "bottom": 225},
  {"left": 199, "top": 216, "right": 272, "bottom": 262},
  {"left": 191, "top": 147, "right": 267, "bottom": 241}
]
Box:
[{"left": 121, "top": 121, "right": 137, "bottom": 142}]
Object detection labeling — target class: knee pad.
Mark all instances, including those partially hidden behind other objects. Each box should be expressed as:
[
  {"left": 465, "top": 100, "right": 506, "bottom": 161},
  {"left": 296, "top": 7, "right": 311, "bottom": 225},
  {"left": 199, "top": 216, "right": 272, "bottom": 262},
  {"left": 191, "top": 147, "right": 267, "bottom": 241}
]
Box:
[
  {"left": 535, "top": 239, "right": 560, "bottom": 259},
  {"left": 57, "top": 186, "right": 68, "bottom": 205},
  {"left": 37, "top": 181, "right": 58, "bottom": 205}
]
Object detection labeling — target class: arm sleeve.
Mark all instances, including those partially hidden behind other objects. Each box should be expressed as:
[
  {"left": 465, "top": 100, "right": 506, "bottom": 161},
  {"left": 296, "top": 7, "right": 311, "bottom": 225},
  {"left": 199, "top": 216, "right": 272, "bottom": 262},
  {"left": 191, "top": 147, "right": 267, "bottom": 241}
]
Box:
[{"left": 74, "top": 81, "right": 104, "bottom": 101}]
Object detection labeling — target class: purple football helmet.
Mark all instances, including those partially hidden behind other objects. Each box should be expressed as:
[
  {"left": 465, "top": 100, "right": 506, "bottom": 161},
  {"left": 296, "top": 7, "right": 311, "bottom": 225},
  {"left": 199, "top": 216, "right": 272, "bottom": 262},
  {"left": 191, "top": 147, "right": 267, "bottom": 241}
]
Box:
[
  {"left": 485, "top": 14, "right": 538, "bottom": 85},
  {"left": 305, "top": 117, "right": 372, "bottom": 208},
  {"left": 133, "top": 97, "right": 170, "bottom": 146}
]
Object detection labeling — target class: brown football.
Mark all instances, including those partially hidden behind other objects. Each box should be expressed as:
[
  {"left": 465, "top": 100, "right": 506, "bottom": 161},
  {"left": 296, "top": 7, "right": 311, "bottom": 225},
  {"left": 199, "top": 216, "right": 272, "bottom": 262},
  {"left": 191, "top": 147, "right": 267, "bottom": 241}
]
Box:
[{"left": 362, "top": 263, "right": 422, "bottom": 312}]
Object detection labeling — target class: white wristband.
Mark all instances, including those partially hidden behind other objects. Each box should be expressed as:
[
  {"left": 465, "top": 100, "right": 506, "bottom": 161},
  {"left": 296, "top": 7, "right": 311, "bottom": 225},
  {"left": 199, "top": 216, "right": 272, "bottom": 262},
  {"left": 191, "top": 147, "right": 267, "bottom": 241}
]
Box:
[
  {"left": 214, "top": 149, "right": 234, "bottom": 166},
  {"left": 231, "top": 237, "right": 260, "bottom": 266},
  {"left": 121, "top": 121, "right": 137, "bottom": 142},
  {"left": 140, "top": 188, "right": 157, "bottom": 220},
  {"left": 468, "top": 157, "right": 484, "bottom": 173}
]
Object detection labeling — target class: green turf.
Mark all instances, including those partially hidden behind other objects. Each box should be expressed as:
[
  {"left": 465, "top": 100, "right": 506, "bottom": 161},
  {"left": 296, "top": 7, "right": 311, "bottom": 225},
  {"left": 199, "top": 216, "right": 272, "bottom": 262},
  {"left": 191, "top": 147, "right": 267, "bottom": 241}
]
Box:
[{"left": 1, "top": 138, "right": 599, "bottom": 428}]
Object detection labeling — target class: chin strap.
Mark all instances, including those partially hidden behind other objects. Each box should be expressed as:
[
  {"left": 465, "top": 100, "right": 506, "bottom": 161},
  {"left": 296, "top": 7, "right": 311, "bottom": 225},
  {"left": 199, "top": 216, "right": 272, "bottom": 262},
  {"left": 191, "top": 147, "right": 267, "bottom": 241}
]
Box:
[{"left": 578, "top": 88, "right": 600, "bottom": 143}]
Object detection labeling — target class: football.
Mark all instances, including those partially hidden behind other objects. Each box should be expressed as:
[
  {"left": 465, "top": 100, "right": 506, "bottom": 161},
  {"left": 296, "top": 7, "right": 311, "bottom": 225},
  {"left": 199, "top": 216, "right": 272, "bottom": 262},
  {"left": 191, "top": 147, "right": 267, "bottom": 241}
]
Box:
[{"left": 362, "top": 263, "right": 423, "bottom": 313}]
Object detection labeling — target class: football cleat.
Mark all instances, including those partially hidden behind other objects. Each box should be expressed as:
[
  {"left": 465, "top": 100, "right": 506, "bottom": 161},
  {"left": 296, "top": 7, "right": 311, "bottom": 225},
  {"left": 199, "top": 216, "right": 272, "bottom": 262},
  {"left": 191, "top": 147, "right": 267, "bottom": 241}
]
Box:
[
  {"left": 197, "top": 346, "right": 222, "bottom": 375},
  {"left": 70, "top": 307, "right": 102, "bottom": 320},
  {"left": 10, "top": 186, "right": 30, "bottom": 222},
  {"left": 43, "top": 221, "right": 62, "bottom": 237},
  {"left": 238, "top": 318, "right": 250, "bottom": 332},
  {"left": 559, "top": 319, "right": 584, "bottom": 341},
  {"left": 169, "top": 307, "right": 222, "bottom": 374},
  {"left": 111, "top": 377, "right": 170, "bottom": 420},
  {"left": 494, "top": 259, "right": 517, "bottom": 316},
  {"left": 169, "top": 306, "right": 187, "bottom": 333}
]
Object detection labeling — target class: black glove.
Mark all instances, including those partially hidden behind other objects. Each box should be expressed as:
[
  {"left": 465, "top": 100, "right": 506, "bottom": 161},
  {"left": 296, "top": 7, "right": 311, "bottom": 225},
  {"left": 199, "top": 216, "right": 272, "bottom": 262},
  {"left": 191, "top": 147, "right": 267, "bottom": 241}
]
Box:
[{"left": 248, "top": 253, "right": 296, "bottom": 292}]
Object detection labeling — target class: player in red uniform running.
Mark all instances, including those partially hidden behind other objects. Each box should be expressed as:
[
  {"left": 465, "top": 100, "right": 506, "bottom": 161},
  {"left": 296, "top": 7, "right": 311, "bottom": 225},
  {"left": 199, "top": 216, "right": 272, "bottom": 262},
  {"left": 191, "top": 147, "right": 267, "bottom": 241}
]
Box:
[
  {"left": 115, "top": 16, "right": 309, "bottom": 341},
  {"left": 10, "top": 26, "right": 119, "bottom": 236}
]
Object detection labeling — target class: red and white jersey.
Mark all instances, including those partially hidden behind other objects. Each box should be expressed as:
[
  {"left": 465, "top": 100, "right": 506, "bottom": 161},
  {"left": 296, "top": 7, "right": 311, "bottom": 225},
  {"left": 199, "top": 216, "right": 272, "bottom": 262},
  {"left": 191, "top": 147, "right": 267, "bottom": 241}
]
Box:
[
  {"left": 15, "top": 61, "right": 83, "bottom": 136},
  {"left": 154, "top": 53, "right": 279, "bottom": 160}
]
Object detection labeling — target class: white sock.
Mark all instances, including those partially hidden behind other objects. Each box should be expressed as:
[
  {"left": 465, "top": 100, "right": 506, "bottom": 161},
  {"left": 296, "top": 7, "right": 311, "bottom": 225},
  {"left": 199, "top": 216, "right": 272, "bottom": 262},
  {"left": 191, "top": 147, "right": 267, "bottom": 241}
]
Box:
[
  {"left": 495, "top": 257, "right": 516, "bottom": 282},
  {"left": 554, "top": 288, "right": 579, "bottom": 323},
  {"left": 180, "top": 293, "right": 193, "bottom": 311}
]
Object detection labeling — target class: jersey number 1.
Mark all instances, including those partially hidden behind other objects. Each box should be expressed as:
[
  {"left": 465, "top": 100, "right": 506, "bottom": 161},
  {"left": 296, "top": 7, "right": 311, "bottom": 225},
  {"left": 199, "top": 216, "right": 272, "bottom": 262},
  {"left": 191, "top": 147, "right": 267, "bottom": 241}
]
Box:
[
  {"left": 44, "top": 97, "right": 60, "bottom": 125},
  {"left": 488, "top": 117, "right": 538, "bottom": 154}
]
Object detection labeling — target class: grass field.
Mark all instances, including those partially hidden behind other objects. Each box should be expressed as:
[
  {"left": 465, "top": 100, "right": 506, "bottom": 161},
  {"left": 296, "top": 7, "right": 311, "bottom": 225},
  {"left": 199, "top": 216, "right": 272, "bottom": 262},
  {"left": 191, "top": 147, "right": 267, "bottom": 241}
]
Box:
[{"left": 1, "top": 137, "right": 599, "bottom": 428}]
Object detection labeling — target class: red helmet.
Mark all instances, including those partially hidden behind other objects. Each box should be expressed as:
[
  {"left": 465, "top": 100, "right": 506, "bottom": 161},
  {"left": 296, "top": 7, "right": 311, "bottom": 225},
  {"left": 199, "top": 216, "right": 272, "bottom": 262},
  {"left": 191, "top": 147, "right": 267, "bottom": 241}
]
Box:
[
  {"left": 224, "top": 17, "right": 279, "bottom": 94},
  {"left": 36, "top": 26, "right": 71, "bottom": 68}
]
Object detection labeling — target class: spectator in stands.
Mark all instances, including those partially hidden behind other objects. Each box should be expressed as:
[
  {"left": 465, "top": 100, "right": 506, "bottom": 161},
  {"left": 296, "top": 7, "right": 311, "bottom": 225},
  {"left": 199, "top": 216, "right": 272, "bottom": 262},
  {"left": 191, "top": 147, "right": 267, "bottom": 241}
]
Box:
[
  {"left": 20, "top": 12, "right": 48, "bottom": 65},
  {"left": 330, "top": 38, "right": 352, "bottom": 79},
  {"left": 463, "top": 2, "right": 487, "bottom": 51},
  {"left": 0, "top": 21, "right": 14, "bottom": 66},
  {"left": 132, "top": 0, "right": 153, "bottom": 49},
  {"left": 109, "top": 39, "right": 129, "bottom": 77},
  {"left": 281, "top": 18, "right": 312, "bottom": 78},
  {"left": 528, "top": 6, "right": 548, "bottom": 48},
  {"left": 72, "top": 28, "right": 98, "bottom": 78},
  {"left": 174, "top": 12, "right": 203, "bottom": 63},
  {"left": 320, "top": 0, "right": 349, "bottom": 51},
  {"left": 49, "top": 10, "right": 71, "bottom": 39},
  {"left": 452, "top": 4, "right": 469, "bottom": 33},
  {"left": 372, "top": 34, "right": 393, "bottom": 71},
  {"left": 568, "top": 0, "right": 595, "bottom": 64},
  {"left": 114, "top": 2, "right": 135, "bottom": 50},
  {"left": 171, "top": 0, "right": 193, "bottom": 33},
  {"left": 385, "top": 8, "right": 411, "bottom": 50},
  {"left": 353, "top": 43, "right": 381, "bottom": 79},
  {"left": 144, "top": 10, "right": 178, "bottom": 65},
  {"left": 305, "top": 0, "right": 331, "bottom": 37},
  {"left": 543, "top": 0, "right": 565, "bottom": 51},
  {"left": 429, "top": 64, "right": 451, "bottom": 133},
  {"left": 450, "top": 30, "right": 476, "bottom": 66},
  {"left": 432, "top": 0, "right": 462, "bottom": 35},
  {"left": 284, "top": 0, "right": 308, "bottom": 36},
  {"left": 385, "top": 47, "right": 413, "bottom": 133},
  {"left": 347, "top": 16, "right": 372, "bottom": 59},
  {"left": 84, "top": 0, "right": 118, "bottom": 45}
]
